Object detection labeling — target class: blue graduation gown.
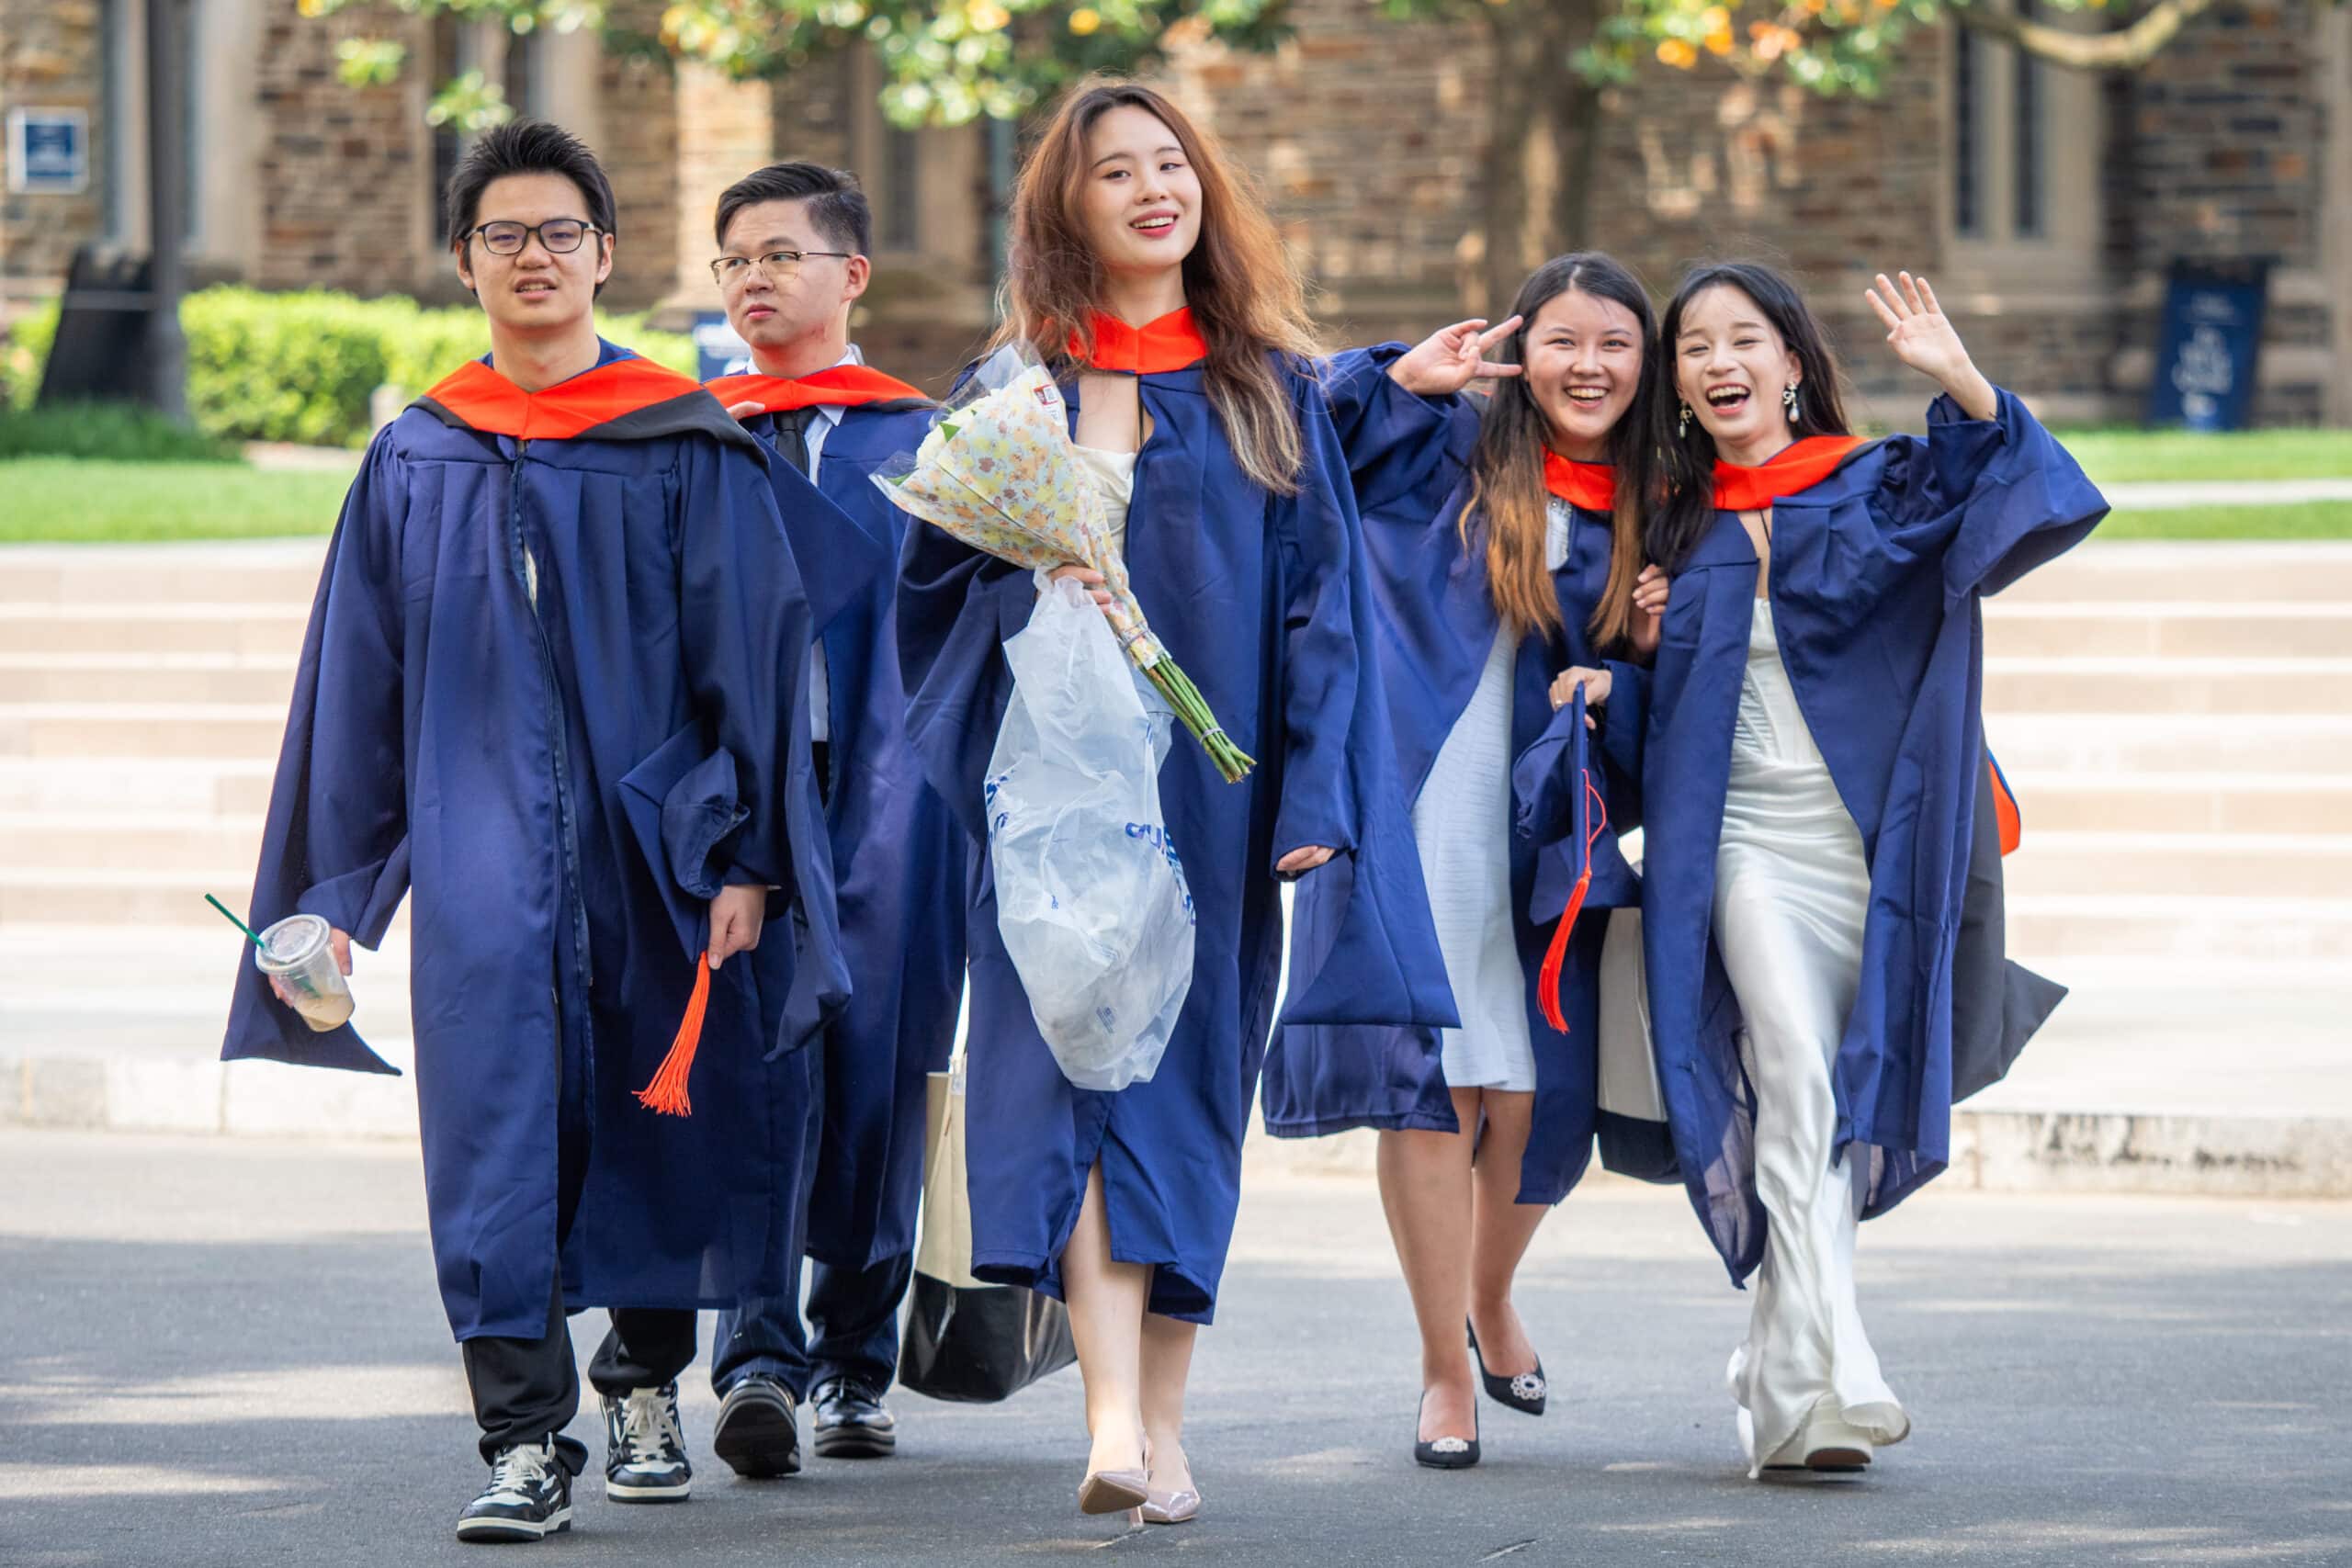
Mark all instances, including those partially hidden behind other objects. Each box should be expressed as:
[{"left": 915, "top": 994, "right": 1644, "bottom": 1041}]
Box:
[
  {"left": 1266, "top": 348, "right": 1641, "bottom": 1203},
  {"left": 1637, "top": 389, "right": 2107, "bottom": 1282},
  {"left": 738, "top": 399, "right": 970, "bottom": 1270},
  {"left": 221, "top": 355, "right": 843, "bottom": 1341},
  {"left": 897, "top": 356, "right": 1455, "bottom": 1323}
]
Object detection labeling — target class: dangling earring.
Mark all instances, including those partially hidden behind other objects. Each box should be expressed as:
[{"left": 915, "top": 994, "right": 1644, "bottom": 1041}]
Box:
[
  {"left": 1678, "top": 400, "right": 1692, "bottom": 438},
  {"left": 1783, "top": 383, "right": 1801, "bottom": 423}
]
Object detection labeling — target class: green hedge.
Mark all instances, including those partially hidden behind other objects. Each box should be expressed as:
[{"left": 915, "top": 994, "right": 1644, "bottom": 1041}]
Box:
[
  {"left": 1, "top": 287, "right": 698, "bottom": 448},
  {"left": 0, "top": 402, "right": 237, "bottom": 462}
]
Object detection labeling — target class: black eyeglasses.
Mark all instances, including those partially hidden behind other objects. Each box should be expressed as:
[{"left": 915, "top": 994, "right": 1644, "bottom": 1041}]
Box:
[
  {"left": 467, "top": 219, "right": 601, "bottom": 256},
  {"left": 710, "top": 249, "right": 856, "bottom": 288}
]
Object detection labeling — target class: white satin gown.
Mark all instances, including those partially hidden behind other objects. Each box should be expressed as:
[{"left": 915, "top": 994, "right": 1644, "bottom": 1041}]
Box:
[{"left": 1713, "top": 598, "right": 1910, "bottom": 1474}]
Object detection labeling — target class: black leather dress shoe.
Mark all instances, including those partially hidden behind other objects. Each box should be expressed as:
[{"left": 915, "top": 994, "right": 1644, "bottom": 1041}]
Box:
[
  {"left": 810, "top": 1378, "right": 898, "bottom": 1459},
  {"left": 711, "top": 1374, "right": 801, "bottom": 1479}
]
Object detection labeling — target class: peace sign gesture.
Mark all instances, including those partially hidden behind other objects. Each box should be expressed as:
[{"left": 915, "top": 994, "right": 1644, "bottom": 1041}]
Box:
[
  {"left": 1864, "top": 270, "right": 1997, "bottom": 422},
  {"left": 1385, "top": 316, "right": 1526, "bottom": 399}
]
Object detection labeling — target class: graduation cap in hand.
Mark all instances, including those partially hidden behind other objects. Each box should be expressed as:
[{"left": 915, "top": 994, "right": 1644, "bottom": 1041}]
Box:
[{"left": 1510, "top": 685, "right": 1610, "bottom": 1034}]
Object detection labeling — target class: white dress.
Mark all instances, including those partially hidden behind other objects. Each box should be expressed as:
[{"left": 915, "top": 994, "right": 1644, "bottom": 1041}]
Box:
[
  {"left": 1407, "top": 502, "right": 1573, "bottom": 1094},
  {"left": 1070, "top": 445, "right": 1136, "bottom": 554},
  {"left": 1713, "top": 598, "right": 1910, "bottom": 1473}
]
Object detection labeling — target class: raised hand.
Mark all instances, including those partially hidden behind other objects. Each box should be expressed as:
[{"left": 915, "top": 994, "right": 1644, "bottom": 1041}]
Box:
[
  {"left": 1864, "top": 271, "right": 1996, "bottom": 421},
  {"left": 1385, "top": 317, "right": 1526, "bottom": 398}
]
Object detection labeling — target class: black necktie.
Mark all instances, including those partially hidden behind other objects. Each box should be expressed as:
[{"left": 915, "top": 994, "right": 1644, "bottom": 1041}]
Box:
[{"left": 772, "top": 406, "right": 816, "bottom": 477}]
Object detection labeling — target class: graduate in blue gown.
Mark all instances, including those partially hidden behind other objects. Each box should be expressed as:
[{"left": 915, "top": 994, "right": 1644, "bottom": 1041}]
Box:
[
  {"left": 217, "top": 123, "right": 842, "bottom": 1541},
  {"left": 691, "top": 161, "right": 967, "bottom": 1475},
  {"left": 1633, "top": 263, "right": 2106, "bottom": 1477},
  {"left": 895, "top": 80, "right": 1453, "bottom": 1524},
  {"left": 1266, "top": 254, "right": 1669, "bottom": 1468}
]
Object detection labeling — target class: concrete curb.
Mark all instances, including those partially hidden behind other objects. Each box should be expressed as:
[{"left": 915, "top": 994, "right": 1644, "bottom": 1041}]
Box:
[
  {"left": 1237, "top": 1112, "right": 2352, "bottom": 1199},
  {"left": 6, "top": 1053, "right": 2348, "bottom": 1199}
]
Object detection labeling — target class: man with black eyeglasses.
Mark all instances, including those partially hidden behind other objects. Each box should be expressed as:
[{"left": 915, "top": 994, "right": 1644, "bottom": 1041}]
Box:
[
  {"left": 694, "top": 163, "right": 968, "bottom": 1481},
  {"left": 223, "top": 121, "right": 849, "bottom": 1544}
]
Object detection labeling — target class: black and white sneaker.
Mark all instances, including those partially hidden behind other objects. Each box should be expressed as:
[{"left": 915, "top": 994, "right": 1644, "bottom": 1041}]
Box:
[
  {"left": 712, "top": 1374, "right": 802, "bottom": 1479},
  {"left": 603, "top": 1383, "right": 693, "bottom": 1503},
  {"left": 457, "top": 1437, "right": 574, "bottom": 1543}
]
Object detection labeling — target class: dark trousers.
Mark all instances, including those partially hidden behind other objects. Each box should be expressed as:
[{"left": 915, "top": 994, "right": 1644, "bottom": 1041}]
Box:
[
  {"left": 710, "top": 1249, "right": 915, "bottom": 1400},
  {"left": 460, "top": 1272, "right": 700, "bottom": 1466}
]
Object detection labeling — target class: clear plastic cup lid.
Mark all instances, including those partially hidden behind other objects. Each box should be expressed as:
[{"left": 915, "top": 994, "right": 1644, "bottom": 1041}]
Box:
[{"left": 261, "top": 912, "right": 330, "bottom": 963}]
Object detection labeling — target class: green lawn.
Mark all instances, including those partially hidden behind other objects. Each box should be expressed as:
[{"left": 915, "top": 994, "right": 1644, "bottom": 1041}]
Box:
[
  {"left": 4, "top": 446, "right": 2349, "bottom": 545},
  {"left": 0, "top": 458, "right": 352, "bottom": 543},
  {"left": 2057, "top": 428, "right": 2352, "bottom": 486},
  {"left": 2092, "top": 502, "right": 2352, "bottom": 541}
]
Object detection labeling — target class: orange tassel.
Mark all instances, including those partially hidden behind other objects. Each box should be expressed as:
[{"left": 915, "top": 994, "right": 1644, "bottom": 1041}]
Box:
[
  {"left": 1538, "top": 769, "right": 1610, "bottom": 1034},
  {"left": 635, "top": 953, "right": 711, "bottom": 1117}
]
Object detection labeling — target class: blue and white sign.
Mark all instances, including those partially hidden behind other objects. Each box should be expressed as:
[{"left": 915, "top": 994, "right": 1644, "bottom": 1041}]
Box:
[
  {"left": 2146, "top": 260, "right": 2270, "bottom": 432},
  {"left": 6, "top": 108, "right": 90, "bottom": 196}
]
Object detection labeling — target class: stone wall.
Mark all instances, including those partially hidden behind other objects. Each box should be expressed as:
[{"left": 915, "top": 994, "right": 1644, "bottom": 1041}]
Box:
[
  {"left": 2110, "top": 0, "right": 2332, "bottom": 423},
  {"left": 0, "top": 0, "right": 109, "bottom": 304},
  {"left": 594, "top": 8, "right": 679, "bottom": 312},
  {"left": 251, "top": 3, "right": 433, "bottom": 298}
]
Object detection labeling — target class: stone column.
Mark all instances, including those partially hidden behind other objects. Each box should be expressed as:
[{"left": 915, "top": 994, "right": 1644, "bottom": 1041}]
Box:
[
  {"left": 662, "top": 62, "right": 775, "bottom": 319},
  {"left": 2323, "top": 0, "right": 2352, "bottom": 424}
]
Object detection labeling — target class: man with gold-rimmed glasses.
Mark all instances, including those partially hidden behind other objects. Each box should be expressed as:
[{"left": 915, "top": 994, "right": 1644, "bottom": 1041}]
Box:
[{"left": 695, "top": 162, "right": 970, "bottom": 1486}]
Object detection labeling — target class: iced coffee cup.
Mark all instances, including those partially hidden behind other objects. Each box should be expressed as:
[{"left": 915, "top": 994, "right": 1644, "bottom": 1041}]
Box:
[{"left": 256, "top": 912, "right": 356, "bottom": 1032}]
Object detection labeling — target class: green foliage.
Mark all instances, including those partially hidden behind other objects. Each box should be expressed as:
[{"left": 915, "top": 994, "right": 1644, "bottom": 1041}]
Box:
[
  {"left": 2, "top": 288, "right": 696, "bottom": 450},
  {"left": 311, "top": 0, "right": 2276, "bottom": 143},
  {"left": 1, "top": 304, "right": 58, "bottom": 412},
  {"left": 322, "top": 0, "right": 1294, "bottom": 129},
  {"left": 0, "top": 403, "right": 238, "bottom": 462}
]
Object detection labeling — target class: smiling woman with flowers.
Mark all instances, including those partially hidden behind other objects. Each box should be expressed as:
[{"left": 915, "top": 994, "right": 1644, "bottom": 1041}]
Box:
[{"left": 896, "top": 77, "right": 1453, "bottom": 1528}]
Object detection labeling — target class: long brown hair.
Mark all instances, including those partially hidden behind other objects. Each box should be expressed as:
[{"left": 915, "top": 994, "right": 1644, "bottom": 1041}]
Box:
[
  {"left": 1461, "top": 253, "right": 1661, "bottom": 649},
  {"left": 994, "top": 77, "right": 1320, "bottom": 494}
]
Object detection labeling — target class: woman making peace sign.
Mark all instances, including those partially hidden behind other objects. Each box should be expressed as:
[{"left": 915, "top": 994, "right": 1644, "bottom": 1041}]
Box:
[{"left": 1270, "top": 253, "right": 1668, "bottom": 1469}]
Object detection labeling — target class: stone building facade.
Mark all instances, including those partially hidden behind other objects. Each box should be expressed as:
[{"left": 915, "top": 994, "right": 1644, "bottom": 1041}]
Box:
[{"left": 3, "top": 0, "right": 2346, "bottom": 423}]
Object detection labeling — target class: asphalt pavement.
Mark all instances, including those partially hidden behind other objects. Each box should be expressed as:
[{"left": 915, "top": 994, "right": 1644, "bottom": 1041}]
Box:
[{"left": 4, "top": 1130, "right": 2349, "bottom": 1568}]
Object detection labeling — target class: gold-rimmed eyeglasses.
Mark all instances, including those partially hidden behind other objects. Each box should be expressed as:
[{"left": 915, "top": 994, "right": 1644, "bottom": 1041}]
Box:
[{"left": 710, "top": 248, "right": 856, "bottom": 288}]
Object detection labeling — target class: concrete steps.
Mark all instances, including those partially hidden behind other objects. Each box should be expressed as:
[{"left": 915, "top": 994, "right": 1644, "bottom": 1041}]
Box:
[
  {"left": 1995, "top": 543, "right": 2352, "bottom": 604},
  {"left": 0, "top": 538, "right": 2344, "bottom": 1122},
  {"left": 0, "top": 542, "right": 330, "bottom": 605},
  {"left": 2003, "top": 832, "right": 2352, "bottom": 900},
  {"left": 1983, "top": 601, "right": 2352, "bottom": 660},
  {"left": 0, "top": 654, "right": 299, "bottom": 705},
  {"left": 2008, "top": 894, "right": 2352, "bottom": 964},
  {"left": 0, "top": 704, "right": 289, "bottom": 761},
  {"left": 1983, "top": 658, "right": 2352, "bottom": 716},
  {"left": 0, "top": 603, "right": 310, "bottom": 658},
  {"left": 2004, "top": 774, "right": 2352, "bottom": 836},
  {"left": 1986, "top": 715, "right": 2352, "bottom": 775}
]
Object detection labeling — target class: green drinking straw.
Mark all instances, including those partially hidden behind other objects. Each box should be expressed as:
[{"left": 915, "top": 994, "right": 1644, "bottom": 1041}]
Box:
[{"left": 205, "top": 894, "right": 268, "bottom": 952}]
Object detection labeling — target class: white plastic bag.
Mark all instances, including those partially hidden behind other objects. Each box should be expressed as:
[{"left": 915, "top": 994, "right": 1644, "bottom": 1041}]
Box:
[{"left": 985, "top": 575, "right": 1196, "bottom": 1091}]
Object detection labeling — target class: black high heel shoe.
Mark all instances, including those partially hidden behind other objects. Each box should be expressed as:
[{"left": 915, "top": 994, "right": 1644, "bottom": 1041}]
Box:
[
  {"left": 1467, "top": 1320, "right": 1548, "bottom": 1417},
  {"left": 1413, "top": 1393, "right": 1480, "bottom": 1471}
]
